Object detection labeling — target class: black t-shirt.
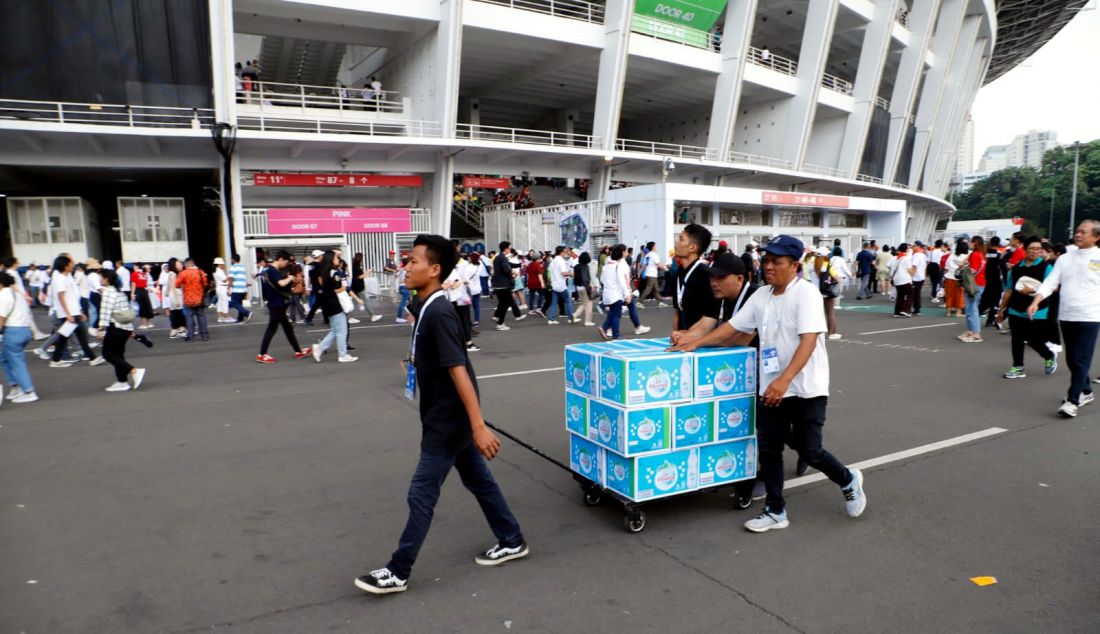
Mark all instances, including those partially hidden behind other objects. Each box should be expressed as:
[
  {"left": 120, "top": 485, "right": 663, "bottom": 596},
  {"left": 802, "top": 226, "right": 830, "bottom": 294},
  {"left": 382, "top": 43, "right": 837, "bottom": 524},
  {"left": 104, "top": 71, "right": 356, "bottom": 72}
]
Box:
[
  {"left": 414, "top": 292, "right": 478, "bottom": 454},
  {"left": 261, "top": 267, "right": 289, "bottom": 308},
  {"left": 351, "top": 263, "right": 365, "bottom": 293},
  {"left": 672, "top": 259, "right": 720, "bottom": 330}
]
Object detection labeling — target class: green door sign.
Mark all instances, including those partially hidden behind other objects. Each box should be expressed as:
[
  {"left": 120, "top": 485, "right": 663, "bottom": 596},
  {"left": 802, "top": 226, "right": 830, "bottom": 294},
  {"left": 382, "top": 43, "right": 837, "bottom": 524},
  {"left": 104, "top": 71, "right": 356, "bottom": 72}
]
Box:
[{"left": 633, "top": 0, "right": 729, "bottom": 32}]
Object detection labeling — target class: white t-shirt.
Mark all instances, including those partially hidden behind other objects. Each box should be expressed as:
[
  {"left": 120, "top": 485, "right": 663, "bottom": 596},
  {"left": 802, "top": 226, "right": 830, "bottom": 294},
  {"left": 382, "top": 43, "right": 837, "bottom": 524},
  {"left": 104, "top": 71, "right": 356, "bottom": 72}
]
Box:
[
  {"left": 118, "top": 267, "right": 131, "bottom": 291},
  {"left": 53, "top": 272, "right": 83, "bottom": 317},
  {"left": 0, "top": 286, "right": 31, "bottom": 328},
  {"left": 891, "top": 254, "right": 913, "bottom": 285},
  {"left": 214, "top": 268, "right": 229, "bottom": 288},
  {"left": 550, "top": 255, "right": 571, "bottom": 292},
  {"left": 729, "top": 278, "right": 829, "bottom": 398},
  {"left": 600, "top": 260, "right": 630, "bottom": 304},
  {"left": 444, "top": 265, "right": 471, "bottom": 305},
  {"left": 911, "top": 251, "right": 928, "bottom": 282},
  {"left": 87, "top": 271, "right": 102, "bottom": 294},
  {"left": 644, "top": 251, "right": 661, "bottom": 278},
  {"left": 464, "top": 260, "right": 482, "bottom": 296},
  {"left": 1037, "top": 245, "right": 1100, "bottom": 322}
]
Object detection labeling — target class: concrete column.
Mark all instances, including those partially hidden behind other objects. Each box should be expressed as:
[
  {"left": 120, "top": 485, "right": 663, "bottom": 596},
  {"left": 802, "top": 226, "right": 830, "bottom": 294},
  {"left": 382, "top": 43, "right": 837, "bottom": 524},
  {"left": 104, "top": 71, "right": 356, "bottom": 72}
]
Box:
[
  {"left": 782, "top": 0, "right": 840, "bottom": 167},
  {"left": 228, "top": 153, "right": 246, "bottom": 260},
  {"left": 836, "top": 0, "right": 899, "bottom": 178},
  {"left": 208, "top": 0, "right": 237, "bottom": 125},
  {"left": 906, "top": 4, "right": 974, "bottom": 186},
  {"left": 882, "top": 0, "right": 942, "bottom": 185},
  {"left": 468, "top": 98, "right": 481, "bottom": 127},
  {"left": 565, "top": 109, "right": 580, "bottom": 146},
  {"left": 434, "top": 0, "right": 464, "bottom": 134},
  {"left": 431, "top": 152, "right": 455, "bottom": 237},
  {"left": 706, "top": 0, "right": 758, "bottom": 159},
  {"left": 591, "top": 0, "right": 633, "bottom": 153},
  {"left": 927, "top": 53, "right": 987, "bottom": 194}
]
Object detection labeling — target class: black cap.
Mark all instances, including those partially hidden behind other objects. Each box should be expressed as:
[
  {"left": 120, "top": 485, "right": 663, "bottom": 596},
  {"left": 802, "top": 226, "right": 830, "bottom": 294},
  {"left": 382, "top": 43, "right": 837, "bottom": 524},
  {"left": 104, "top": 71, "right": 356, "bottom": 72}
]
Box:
[{"left": 709, "top": 252, "right": 746, "bottom": 277}]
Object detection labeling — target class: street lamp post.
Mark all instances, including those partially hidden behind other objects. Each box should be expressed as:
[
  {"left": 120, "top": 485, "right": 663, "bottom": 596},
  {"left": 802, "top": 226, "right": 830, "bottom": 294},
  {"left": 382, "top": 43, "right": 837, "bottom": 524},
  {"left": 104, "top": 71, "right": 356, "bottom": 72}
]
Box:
[{"left": 1069, "top": 141, "right": 1081, "bottom": 240}]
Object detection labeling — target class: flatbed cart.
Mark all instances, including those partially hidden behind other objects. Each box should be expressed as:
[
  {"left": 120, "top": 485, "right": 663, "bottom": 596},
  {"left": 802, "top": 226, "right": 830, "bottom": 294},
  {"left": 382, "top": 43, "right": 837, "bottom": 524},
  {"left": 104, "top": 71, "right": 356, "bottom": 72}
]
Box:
[{"left": 487, "top": 421, "right": 756, "bottom": 534}]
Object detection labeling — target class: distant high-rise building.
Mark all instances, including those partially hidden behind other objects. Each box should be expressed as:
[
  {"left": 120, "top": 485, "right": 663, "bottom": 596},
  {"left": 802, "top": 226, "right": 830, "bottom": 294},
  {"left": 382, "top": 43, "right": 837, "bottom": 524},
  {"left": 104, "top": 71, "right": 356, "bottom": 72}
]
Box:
[
  {"left": 1008, "top": 129, "right": 1058, "bottom": 169},
  {"left": 978, "top": 145, "right": 1009, "bottom": 172},
  {"left": 952, "top": 115, "right": 975, "bottom": 184}
]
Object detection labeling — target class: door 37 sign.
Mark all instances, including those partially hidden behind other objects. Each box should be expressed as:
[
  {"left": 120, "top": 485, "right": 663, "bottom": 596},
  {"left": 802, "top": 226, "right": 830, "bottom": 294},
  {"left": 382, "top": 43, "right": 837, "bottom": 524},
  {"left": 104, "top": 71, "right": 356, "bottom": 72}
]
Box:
[
  {"left": 252, "top": 173, "right": 423, "bottom": 187},
  {"left": 266, "top": 208, "right": 412, "bottom": 234}
]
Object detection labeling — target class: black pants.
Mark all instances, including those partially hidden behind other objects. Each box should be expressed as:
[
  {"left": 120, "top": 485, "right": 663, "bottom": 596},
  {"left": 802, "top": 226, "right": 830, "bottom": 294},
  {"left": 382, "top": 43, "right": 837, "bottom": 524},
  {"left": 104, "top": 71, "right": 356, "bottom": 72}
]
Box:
[
  {"left": 757, "top": 396, "right": 852, "bottom": 512},
  {"left": 51, "top": 319, "right": 97, "bottom": 362},
  {"left": 260, "top": 305, "right": 302, "bottom": 355},
  {"left": 1046, "top": 295, "right": 1062, "bottom": 345},
  {"left": 1008, "top": 315, "right": 1054, "bottom": 368},
  {"left": 911, "top": 280, "right": 924, "bottom": 314},
  {"left": 893, "top": 283, "right": 913, "bottom": 315},
  {"left": 493, "top": 288, "right": 520, "bottom": 325},
  {"left": 1060, "top": 321, "right": 1099, "bottom": 405},
  {"left": 927, "top": 268, "right": 942, "bottom": 299},
  {"left": 169, "top": 308, "right": 186, "bottom": 330},
  {"left": 134, "top": 287, "right": 154, "bottom": 318},
  {"left": 453, "top": 302, "right": 472, "bottom": 345},
  {"left": 103, "top": 326, "right": 134, "bottom": 382}
]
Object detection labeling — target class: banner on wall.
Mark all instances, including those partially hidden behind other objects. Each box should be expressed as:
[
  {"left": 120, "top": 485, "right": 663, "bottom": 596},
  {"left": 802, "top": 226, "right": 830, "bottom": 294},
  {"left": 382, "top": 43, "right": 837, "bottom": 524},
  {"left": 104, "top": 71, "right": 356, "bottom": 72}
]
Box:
[
  {"left": 762, "top": 191, "right": 851, "bottom": 209},
  {"left": 560, "top": 213, "right": 590, "bottom": 254},
  {"left": 463, "top": 176, "right": 512, "bottom": 189},
  {"left": 632, "top": 0, "right": 729, "bottom": 47},
  {"left": 266, "top": 208, "right": 412, "bottom": 235}
]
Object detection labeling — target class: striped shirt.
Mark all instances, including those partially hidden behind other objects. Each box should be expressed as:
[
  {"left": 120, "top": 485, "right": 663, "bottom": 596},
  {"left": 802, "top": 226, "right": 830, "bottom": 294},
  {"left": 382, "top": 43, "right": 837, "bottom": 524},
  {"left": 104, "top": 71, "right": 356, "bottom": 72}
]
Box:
[
  {"left": 98, "top": 286, "right": 134, "bottom": 331},
  {"left": 228, "top": 263, "right": 249, "bottom": 293}
]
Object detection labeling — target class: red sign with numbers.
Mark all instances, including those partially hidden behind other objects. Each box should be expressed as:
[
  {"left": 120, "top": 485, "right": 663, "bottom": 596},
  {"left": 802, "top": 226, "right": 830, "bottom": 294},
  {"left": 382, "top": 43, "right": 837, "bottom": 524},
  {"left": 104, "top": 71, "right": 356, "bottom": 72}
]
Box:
[
  {"left": 462, "top": 176, "right": 512, "bottom": 189},
  {"left": 253, "top": 173, "right": 423, "bottom": 187},
  {"left": 762, "top": 191, "right": 850, "bottom": 208}
]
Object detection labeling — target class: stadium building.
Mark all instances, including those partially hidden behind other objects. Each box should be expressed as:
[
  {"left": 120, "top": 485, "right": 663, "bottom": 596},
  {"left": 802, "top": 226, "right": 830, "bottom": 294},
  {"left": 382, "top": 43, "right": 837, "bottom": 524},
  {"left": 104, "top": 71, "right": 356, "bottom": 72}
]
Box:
[{"left": 0, "top": 0, "right": 1087, "bottom": 271}]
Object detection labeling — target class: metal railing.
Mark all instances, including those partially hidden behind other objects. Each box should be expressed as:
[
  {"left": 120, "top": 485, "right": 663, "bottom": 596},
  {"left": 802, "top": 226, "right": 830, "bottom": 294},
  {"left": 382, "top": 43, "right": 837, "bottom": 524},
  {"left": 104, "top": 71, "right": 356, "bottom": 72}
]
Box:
[
  {"left": 452, "top": 192, "right": 485, "bottom": 230},
  {"left": 477, "top": 0, "right": 605, "bottom": 23},
  {"left": 614, "top": 138, "right": 718, "bottom": 160},
  {"left": 630, "top": 14, "right": 721, "bottom": 51},
  {"left": 242, "top": 207, "right": 431, "bottom": 237},
  {"left": 896, "top": 6, "right": 911, "bottom": 29},
  {"left": 821, "top": 73, "right": 855, "bottom": 95},
  {"left": 802, "top": 163, "right": 844, "bottom": 178},
  {"left": 484, "top": 199, "right": 612, "bottom": 254},
  {"left": 236, "top": 81, "right": 403, "bottom": 113},
  {"left": 236, "top": 116, "right": 443, "bottom": 138},
  {"left": 727, "top": 151, "right": 793, "bottom": 170},
  {"left": 875, "top": 96, "right": 890, "bottom": 111},
  {"left": 747, "top": 46, "right": 798, "bottom": 76},
  {"left": 455, "top": 123, "right": 601, "bottom": 148},
  {"left": 856, "top": 174, "right": 884, "bottom": 184},
  {"left": 0, "top": 98, "right": 214, "bottom": 129},
  {"left": 892, "top": 181, "right": 912, "bottom": 190}
]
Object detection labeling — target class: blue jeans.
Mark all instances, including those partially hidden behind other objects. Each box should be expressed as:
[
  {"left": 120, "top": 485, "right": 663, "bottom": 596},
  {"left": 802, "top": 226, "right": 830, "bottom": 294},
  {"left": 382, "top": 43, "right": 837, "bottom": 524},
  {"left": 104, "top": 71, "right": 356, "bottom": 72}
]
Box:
[
  {"left": 184, "top": 305, "right": 209, "bottom": 339},
  {"left": 626, "top": 299, "right": 641, "bottom": 327},
  {"left": 601, "top": 300, "right": 624, "bottom": 338},
  {"left": 1, "top": 326, "right": 35, "bottom": 393},
  {"left": 856, "top": 273, "right": 871, "bottom": 299},
  {"left": 964, "top": 286, "right": 984, "bottom": 332},
  {"left": 1060, "top": 321, "right": 1099, "bottom": 406},
  {"left": 547, "top": 289, "right": 573, "bottom": 321},
  {"left": 471, "top": 293, "right": 481, "bottom": 323},
  {"left": 229, "top": 291, "right": 252, "bottom": 321},
  {"left": 397, "top": 286, "right": 411, "bottom": 320},
  {"left": 317, "top": 311, "right": 348, "bottom": 357},
  {"left": 526, "top": 288, "right": 542, "bottom": 311},
  {"left": 480, "top": 276, "right": 490, "bottom": 297},
  {"left": 386, "top": 442, "right": 524, "bottom": 580}
]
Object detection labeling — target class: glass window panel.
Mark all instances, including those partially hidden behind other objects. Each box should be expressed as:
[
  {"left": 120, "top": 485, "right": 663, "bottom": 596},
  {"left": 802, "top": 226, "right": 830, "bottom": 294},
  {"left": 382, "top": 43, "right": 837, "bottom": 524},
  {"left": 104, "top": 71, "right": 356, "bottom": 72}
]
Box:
[
  {"left": 26, "top": 200, "right": 48, "bottom": 244},
  {"left": 120, "top": 198, "right": 144, "bottom": 242},
  {"left": 64, "top": 200, "right": 83, "bottom": 242}
]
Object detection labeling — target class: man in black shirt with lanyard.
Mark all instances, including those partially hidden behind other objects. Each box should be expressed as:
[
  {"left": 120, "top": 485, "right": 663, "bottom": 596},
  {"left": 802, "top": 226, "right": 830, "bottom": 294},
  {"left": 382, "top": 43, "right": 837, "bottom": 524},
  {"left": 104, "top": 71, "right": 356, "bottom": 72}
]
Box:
[
  {"left": 671, "top": 223, "right": 721, "bottom": 334},
  {"left": 671, "top": 252, "right": 758, "bottom": 348},
  {"left": 356, "top": 234, "right": 526, "bottom": 595}
]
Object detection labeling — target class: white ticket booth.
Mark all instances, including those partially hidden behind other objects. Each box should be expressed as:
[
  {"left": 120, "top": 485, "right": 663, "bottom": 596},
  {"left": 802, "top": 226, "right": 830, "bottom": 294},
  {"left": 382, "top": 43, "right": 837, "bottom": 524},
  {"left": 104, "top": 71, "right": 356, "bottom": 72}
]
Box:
[
  {"left": 6, "top": 196, "right": 102, "bottom": 264},
  {"left": 117, "top": 197, "right": 190, "bottom": 263}
]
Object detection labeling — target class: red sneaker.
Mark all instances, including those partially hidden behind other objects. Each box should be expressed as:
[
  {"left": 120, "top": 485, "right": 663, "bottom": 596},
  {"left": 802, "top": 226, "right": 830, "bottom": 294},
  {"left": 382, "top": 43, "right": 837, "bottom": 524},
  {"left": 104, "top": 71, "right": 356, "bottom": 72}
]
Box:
[
  {"left": 294, "top": 348, "right": 312, "bottom": 360},
  {"left": 256, "top": 354, "right": 276, "bottom": 364}
]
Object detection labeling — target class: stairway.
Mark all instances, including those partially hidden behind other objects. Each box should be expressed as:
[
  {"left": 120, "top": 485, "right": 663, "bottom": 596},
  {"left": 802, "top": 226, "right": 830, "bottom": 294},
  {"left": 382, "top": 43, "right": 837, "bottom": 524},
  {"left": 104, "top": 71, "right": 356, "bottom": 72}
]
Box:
[{"left": 258, "top": 36, "right": 347, "bottom": 87}]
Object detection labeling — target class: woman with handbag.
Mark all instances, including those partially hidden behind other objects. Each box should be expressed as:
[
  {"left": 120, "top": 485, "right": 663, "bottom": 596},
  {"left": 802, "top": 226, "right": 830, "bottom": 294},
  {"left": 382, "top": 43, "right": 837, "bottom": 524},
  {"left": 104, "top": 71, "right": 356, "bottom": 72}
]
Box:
[
  {"left": 943, "top": 240, "right": 967, "bottom": 318},
  {"left": 98, "top": 269, "right": 146, "bottom": 392},
  {"left": 959, "top": 236, "right": 988, "bottom": 343},
  {"left": 310, "top": 251, "right": 357, "bottom": 363}
]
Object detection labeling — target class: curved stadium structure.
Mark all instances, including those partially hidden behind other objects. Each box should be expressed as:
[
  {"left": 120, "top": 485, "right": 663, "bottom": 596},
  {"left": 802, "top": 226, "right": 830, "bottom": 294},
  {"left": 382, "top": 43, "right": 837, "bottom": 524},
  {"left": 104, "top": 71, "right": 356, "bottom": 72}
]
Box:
[{"left": 0, "top": 0, "right": 1089, "bottom": 264}]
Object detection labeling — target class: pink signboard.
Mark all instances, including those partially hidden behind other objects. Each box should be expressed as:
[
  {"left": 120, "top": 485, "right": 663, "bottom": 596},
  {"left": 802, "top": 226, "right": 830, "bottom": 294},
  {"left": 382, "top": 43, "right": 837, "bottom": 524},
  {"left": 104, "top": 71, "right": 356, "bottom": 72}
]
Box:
[{"left": 266, "top": 208, "right": 412, "bottom": 235}]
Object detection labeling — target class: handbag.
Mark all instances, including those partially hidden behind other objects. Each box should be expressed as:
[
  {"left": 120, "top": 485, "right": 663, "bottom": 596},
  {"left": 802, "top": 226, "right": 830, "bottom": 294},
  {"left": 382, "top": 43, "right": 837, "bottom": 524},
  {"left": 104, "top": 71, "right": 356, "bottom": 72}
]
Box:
[
  {"left": 818, "top": 265, "right": 841, "bottom": 298},
  {"left": 958, "top": 258, "right": 984, "bottom": 297},
  {"left": 336, "top": 288, "right": 355, "bottom": 313}
]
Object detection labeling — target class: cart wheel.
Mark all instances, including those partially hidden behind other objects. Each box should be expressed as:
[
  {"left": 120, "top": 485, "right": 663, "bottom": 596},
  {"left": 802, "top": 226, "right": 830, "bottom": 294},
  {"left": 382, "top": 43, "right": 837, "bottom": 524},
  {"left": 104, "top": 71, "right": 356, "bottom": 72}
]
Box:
[
  {"left": 623, "top": 509, "right": 647, "bottom": 533},
  {"left": 583, "top": 488, "right": 603, "bottom": 507},
  {"left": 733, "top": 494, "right": 753, "bottom": 510}
]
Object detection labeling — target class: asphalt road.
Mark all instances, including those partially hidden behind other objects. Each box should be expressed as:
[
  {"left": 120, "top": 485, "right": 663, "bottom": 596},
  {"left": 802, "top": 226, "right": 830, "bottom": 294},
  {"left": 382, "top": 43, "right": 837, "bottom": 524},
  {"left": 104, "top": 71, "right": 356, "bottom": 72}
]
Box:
[{"left": 2, "top": 294, "right": 1098, "bottom": 633}]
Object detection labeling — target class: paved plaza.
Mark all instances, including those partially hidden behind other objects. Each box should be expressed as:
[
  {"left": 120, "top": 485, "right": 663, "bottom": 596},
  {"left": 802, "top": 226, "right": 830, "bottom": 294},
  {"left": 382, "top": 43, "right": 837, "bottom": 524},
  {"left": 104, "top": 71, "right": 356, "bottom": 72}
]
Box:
[{"left": 2, "top": 299, "right": 1098, "bottom": 633}]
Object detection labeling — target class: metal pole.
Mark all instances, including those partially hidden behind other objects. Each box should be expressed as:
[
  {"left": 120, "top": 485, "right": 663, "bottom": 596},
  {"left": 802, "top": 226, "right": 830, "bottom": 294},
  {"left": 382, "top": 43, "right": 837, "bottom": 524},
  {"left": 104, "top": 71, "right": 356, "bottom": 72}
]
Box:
[{"left": 1069, "top": 142, "right": 1080, "bottom": 240}]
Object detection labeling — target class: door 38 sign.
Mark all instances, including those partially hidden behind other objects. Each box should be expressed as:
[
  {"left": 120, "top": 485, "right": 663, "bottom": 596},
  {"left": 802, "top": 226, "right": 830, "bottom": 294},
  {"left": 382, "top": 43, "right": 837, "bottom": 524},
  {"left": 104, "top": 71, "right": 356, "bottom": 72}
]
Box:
[{"left": 266, "top": 208, "right": 412, "bottom": 234}]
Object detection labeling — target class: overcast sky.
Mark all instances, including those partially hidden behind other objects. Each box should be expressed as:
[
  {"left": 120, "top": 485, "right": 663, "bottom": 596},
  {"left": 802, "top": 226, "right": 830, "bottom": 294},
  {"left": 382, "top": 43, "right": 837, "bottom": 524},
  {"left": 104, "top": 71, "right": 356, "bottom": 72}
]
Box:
[{"left": 968, "top": 3, "right": 1100, "bottom": 168}]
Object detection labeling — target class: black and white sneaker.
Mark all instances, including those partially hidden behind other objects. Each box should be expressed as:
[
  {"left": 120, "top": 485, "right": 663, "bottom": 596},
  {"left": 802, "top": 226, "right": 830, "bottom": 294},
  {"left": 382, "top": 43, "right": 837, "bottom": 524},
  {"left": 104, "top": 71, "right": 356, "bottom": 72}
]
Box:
[
  {"left": 354, "top": 568, "right": 407, "bottom": 594},
  {"left": 474, "top": 542, "right": 529, "bottom": 566}
]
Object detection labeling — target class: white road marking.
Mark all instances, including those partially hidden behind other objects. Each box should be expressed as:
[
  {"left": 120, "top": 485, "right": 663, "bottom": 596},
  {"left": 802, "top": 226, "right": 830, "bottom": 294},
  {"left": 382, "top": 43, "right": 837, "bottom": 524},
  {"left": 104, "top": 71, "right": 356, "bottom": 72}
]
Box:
[
  {"left": 783, "top": 427, "right": 1009, "bottom": 490},
  {"left": 857, "top": 323, "right": 958, "bottom": 335},
  {"left": 307, "top": 323, "right": 408, "bottom": 333},
  {"left": 480, "top": 367, "right": 565, "bottom": 380}
]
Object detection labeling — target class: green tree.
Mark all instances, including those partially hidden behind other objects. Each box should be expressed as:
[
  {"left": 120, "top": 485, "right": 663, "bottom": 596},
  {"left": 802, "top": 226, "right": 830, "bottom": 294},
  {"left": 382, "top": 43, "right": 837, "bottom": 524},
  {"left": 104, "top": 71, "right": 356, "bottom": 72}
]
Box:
[{"left": 954, "top": 139, "right": 1100, "bottom": 241}]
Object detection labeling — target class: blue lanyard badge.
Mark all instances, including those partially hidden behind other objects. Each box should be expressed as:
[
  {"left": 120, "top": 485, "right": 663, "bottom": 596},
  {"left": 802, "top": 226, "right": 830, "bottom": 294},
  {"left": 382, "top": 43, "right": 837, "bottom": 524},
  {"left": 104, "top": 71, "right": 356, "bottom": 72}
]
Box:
[{"left": 404, "top": 291, "right": 445, "bottom": 400}]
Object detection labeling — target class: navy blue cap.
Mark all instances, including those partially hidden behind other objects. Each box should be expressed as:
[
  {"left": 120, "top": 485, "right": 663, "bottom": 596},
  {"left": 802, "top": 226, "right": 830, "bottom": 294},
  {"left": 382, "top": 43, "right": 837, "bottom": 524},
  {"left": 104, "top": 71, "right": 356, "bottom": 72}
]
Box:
[{"left": 763, "top": 235, "right": 804, "bottom": 260}]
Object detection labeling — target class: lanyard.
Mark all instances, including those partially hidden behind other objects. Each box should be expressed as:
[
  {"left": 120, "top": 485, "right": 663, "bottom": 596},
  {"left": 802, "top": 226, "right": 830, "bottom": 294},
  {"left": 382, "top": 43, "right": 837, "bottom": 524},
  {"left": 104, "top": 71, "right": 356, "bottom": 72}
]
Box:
[
  {"left": 410, "top": 290, "right": 445, "bottom": 363},
  {"left": 676, "top": 259, "right": 703, "bottom": 308},
  {"left": 761, "top": 287, "right": 787, "bottom": 345},
  {"left": 720, "top": 282, "right": 751, "bottom": 322}
]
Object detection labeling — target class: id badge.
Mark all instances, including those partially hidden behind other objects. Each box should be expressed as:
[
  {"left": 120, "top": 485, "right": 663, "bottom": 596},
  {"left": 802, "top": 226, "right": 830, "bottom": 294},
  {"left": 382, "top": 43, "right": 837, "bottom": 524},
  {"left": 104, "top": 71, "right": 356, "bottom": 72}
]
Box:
[
  {"left": 761, "top": 347, "right": 780, "bottom": 374},
  {"left": 403, "top": 360, "right": 417, "bottom": 400}
]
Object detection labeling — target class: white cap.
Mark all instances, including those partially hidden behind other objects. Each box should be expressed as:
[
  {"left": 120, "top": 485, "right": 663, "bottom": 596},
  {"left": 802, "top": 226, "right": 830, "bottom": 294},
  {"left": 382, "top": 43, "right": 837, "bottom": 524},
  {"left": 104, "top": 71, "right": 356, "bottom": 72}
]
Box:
[
  {"left": 815, "top": 246, "right": 831, "bottom": 257},
  {"left": 212, "top": 257, "right": 225, "bottom": 265},
  {"left": 311, "top": 250, "right": 324, "bottom": 257}
]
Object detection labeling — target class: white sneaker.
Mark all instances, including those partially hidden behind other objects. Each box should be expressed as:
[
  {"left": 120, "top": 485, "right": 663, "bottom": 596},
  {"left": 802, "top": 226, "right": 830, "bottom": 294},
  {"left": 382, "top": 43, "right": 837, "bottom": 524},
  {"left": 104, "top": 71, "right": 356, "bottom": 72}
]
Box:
[
  {"left": 338, "top": 355, "right": 359, "bottom": 363},
  {"left": 49, "top": 360, "right": 75, "bottom": 368},
  {"left": 1046, "top": 342, "right": 1063, "bottom": 354},
  {"left": 312, "top": 346, "right": 323, "bottom": 363},
  {"left": 841, "top": 468, "right": 867, "bottom": 518},
  {"left": 371, "top": 315, "right": 382, "bottom": 322},
  {"left": 496, "top": 324, "right": 511, "bottom": 331},
  {"left": 105, "top": 382, "right": 131, "bottom": 392},
  {"left": 129, "top": 368, "right": 146, "bottom": 391},
  {"left": 35, "top": 349, "right": 51, "bottom": 361},
  {"left": 547, "top": 320, "right": 559, "bottom": 325},
  {"left": 658, "top": 302, "right": 669, "bottom": 308},
  {"left": 89, "top": 356, "right": 106, "bottom": 367},
  {"left": 744, "top": 509, "right": 789, "bottom": 533},
  {"left": 6, "top": 386, "right": 24, "bottom": 400},
  {"left": 634, "top": 326, "right": 651, "bottom": 335},
  {"left": 519, "top": 304, "right": 528, "bottom": 310},
  {"left": 348, "top": 317, "right": 361, "bottom": 324},
  {"left": 1079, "top": 392, "right": 1095, "bottom": 407},
  {"left": 1058, "top": 400, "right": 1078, "bottom": 418},
  {"left": 12, "top": 392, "right": 38, "bottom": 404},
  {"left": 515, "top": 314, "right": 528, "bottom": 321},
  {"left": 395, "top": 318, "right": 408, "bottom": 324},
  {"left": 584, "top": 322, "right": 596, "bottom": 327},
  {"left": 827, "top": 333, "right": 843, "bottom": 340}
]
